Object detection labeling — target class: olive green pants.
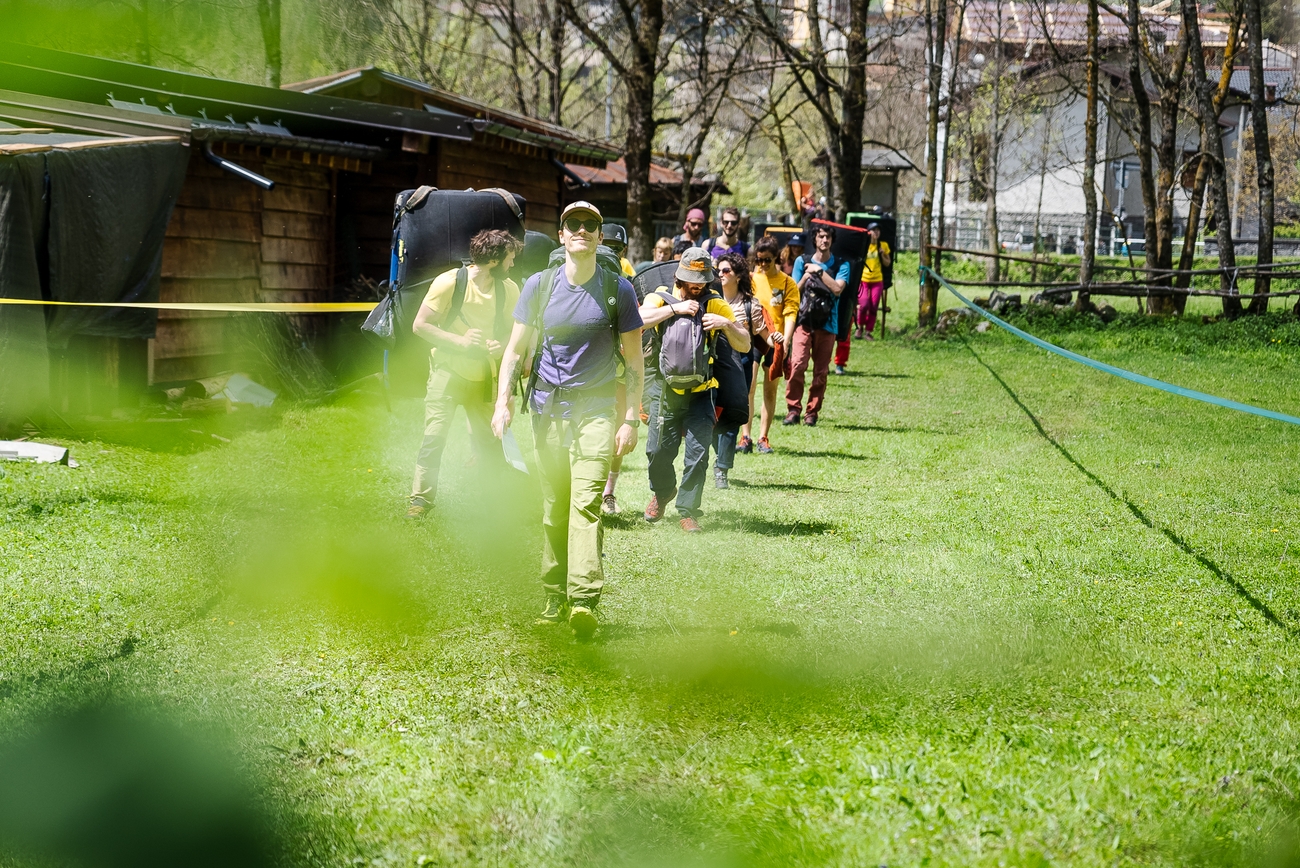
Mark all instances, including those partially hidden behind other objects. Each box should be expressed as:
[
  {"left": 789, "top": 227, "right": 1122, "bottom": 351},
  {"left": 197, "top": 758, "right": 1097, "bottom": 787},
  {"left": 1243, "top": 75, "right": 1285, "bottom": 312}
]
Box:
[
  {"left": 533, "top": 412, "right": 615, "bottom": 606},
  {"left": 411, "top": 366, "right": 499, "bottom": 506}
]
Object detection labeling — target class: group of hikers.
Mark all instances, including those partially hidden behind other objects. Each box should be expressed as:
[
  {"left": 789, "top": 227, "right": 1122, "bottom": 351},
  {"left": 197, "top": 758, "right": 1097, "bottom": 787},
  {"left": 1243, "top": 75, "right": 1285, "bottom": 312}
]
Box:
[{"left": 404, "top": 201, "right": 890, "bottom": 638}]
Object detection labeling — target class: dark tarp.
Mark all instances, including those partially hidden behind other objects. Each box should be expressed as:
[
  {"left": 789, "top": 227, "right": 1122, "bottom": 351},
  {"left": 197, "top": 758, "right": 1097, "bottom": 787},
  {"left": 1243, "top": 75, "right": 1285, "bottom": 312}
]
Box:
[
  {"left": 45, "top": 141, "right": 190, "bottom": 347},
  {"left": 0, "top": 152, "right": 50, "bottom": 426}
]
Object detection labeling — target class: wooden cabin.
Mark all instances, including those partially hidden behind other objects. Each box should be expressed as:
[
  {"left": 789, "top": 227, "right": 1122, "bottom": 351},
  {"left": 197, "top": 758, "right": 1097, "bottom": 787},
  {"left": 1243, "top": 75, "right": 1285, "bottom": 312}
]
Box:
[
  {"left": 283, "top": 67, "right": 621, "bottom": 280},
  {"left": 0, "top": 45, "right": 485, "bottom": 403}
]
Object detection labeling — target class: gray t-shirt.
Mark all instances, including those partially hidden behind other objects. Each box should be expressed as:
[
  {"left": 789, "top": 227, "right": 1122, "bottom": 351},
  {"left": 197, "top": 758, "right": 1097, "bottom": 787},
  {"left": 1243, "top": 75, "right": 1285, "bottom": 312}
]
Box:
[{"left": 515, "top": 266, "right": 643, "bottom": 416}]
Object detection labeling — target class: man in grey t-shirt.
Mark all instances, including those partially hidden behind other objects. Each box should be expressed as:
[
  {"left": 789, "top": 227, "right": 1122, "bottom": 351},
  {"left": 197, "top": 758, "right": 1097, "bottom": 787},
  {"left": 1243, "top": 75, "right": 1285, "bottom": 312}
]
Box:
[{"left": 493, "top": 201, "right": 644, "bottom": 639}]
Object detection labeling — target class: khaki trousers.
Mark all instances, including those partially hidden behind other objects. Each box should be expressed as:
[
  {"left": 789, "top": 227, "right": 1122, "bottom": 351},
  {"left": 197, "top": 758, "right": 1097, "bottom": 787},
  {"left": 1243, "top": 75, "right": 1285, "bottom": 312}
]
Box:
[
  {"left": 533, "top": 412, "right": 615, "bottom": 605},
  {"left": 410, "top": 366, "right": 499, "bottom": 506}
]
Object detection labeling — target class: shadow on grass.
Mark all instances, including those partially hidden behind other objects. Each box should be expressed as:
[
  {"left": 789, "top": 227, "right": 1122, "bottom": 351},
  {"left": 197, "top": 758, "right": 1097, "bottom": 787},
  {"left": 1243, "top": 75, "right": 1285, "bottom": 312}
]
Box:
[
  {"left": 779, "top": 449, "right": 878, "bottom": 461},
  {"left": 828, "top": 423, "right": 940, "bottom": 434},
  {"left": 963, "top": 338, "right": 1298, "bottom": 636},
  {"left": 710, "top": 510, "right": 836, "bottom": 536},
  {"left": 728, "top": 479, "right": 837, "bottom": 492},
  {"left": 840, "top": 371, "right": 912, "bottom": 379}
]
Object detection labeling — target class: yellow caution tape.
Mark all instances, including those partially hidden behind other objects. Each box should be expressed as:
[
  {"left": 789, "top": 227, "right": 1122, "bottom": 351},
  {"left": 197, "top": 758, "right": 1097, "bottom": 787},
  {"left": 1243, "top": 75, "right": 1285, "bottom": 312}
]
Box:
[{"left": 0, "top": 298, "right": 378, "bottom": 312}]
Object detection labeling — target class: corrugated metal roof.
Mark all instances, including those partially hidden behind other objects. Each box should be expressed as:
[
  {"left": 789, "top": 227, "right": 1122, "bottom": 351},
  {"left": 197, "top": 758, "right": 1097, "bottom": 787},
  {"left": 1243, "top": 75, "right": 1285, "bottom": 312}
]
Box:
[
  {"left": 563, "top": 158, "right": 730, "bottom": 192},
  {"left": 0, "top": 43, "right": 475, "bottom": 143},
  {"left": 285, "top": 67, "right": 621, "bottom": 162},
  {"left": 1227, "top": 67, "right": 1294, "bottom": 97}
]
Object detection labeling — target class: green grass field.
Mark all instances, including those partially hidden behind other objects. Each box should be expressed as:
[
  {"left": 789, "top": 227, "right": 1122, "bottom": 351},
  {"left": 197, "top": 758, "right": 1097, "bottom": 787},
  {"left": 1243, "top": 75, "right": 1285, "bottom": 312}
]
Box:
[{"left": 4, "top": 306, "right": 1300, "bottom": 866}]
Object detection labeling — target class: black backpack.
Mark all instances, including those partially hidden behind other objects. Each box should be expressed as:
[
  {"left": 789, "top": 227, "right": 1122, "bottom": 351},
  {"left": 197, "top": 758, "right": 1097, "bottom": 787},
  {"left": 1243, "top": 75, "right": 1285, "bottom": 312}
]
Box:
[{"left": 796, "top": 271, "right": 836, "bottom": 331}]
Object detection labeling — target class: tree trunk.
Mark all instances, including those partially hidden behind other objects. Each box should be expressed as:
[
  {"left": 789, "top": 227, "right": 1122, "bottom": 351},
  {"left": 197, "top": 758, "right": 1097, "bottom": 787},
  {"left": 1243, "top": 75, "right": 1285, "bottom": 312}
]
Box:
[
  {"left": 1149, "top": 28, "right": 1189, "bottom": 313},
  {"left": 985, "top": 16, "right": 1003, "bottom": 285},
  {"left": 257, "top": 0, "right": 282, "bottom": 89},
  {"left": 1124, "top": 0, "right": 1159, "bottom": 305},
  {"left": 624, "top": 73, "right": 658, "bottom": 262},
  {"left": 1078, "top": 0, "right": 1099, "bottom": 309},
  {"left": 934, "top": 0, "right": 965, "bottom": 275},
  {"left": 1181, "top": 0, "right": 1241, "bottom": 315},
  {"left": 919, "top": 0, "right": 949, "bottom": 326},
  {"left": 1245, "top": 0, "right": 1273, "bottom": 312},
  {"left": 548, "top": 2, "right": 565, "bottom": 125},
  {"left": 836, "top": 0, "right": 870, "bottom": 219}
]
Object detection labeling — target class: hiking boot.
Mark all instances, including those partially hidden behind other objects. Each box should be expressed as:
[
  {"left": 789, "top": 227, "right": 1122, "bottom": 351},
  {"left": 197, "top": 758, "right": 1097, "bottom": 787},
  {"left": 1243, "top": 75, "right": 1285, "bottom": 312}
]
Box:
[
  {"left": 834, "top": 364, "right": 847, "bottom": 375},
  {"left": 714, "top": 467, "right": 729, "bottom": 489},
  {"left": 756, "top": 437, "right": 774, "bottom": 455},
  {"left": 569, "top": 603, "right": 598, "bottom": 639},
  {"left": 738, "top": 435, "right": 753, "bottom": 454},
  {"left": 536, "top": 594, "right": 567, "bottom": 625},
  {"left": 782, "top": 411, "right": 800, "bottom": 426},
  {"left": 679, "top": 516, "right": 702, "bottom": 533},
  {"left": 644, "top": 493, "right": 671, "bottom": 523},
  {"left": 406, "top": 502, "right": 428, "bottom": 519},
  {"left": 804, "top": 413, "right": 818, "bottom": 427},
  {"left": 601, "top": 494, "right": 619, "bottom": 515}
]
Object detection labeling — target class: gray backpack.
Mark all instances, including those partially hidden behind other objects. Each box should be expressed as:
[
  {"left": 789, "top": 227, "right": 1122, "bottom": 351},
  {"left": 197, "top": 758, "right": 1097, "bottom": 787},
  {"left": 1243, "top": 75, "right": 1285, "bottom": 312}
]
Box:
[{"left": 653, "top": 289, "right": 715, "bottom": 391}]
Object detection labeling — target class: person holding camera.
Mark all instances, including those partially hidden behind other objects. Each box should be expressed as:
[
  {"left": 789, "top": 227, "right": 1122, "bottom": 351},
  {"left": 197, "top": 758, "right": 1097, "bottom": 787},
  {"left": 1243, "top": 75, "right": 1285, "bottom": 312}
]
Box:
[{"left": 785, "top": 225, "right": 850, "bottom": 427}]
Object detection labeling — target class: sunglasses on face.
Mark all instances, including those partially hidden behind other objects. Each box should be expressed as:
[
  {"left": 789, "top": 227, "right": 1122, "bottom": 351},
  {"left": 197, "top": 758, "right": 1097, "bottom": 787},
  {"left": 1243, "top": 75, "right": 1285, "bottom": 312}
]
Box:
[
  {"left": 721, "top": 219, "right": 738, "bottom": 227},
  {"left": 717, "top": 266, "right": 734, "bottom": 275},
  {"left": 563, "top": 217, "right": 601, "bottom": 234},
  {"left": 755, "top": 257, "right": 773, "bottom": 265}
]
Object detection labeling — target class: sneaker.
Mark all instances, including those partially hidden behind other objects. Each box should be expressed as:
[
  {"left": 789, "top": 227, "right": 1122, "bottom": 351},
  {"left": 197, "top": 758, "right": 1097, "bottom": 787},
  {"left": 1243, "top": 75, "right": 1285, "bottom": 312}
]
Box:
[
  {"left": 834, "top": 364, "right": 847, "bottom": 375},
  {"left": 645, "top": 494, "right": 670, "bottom": 523},
  {"left": 406, "top": 502, "right": 428, "bottom": 519},
  {"left": 601, "top": 494, "right": 618, "bottom": 515},
  {"left": 756, "top": 437, "right": 774, "bottom": 455},
  {"left": 714, "top": 467, "right": 729, "bottom": 489},
  {"left": 569, "top": 604, "right": 598, "bottom": 639},
  {"left": 864, "top": 332, "right": 874, "bottom": 341},
  {"left": 679, "top": 516, "right": 702, "bottom": 533},
  {"left": 536, "top": 594, "right": 567, "bottom": 625},
  {"left": 782, "top": 411, "right": 800, "bottom": 426},
  {"left": 738, "top": 435, "right": 753, "bottom": 454},
  {"left": 804, "top": 413, "right": 818, "bottom": 427}
]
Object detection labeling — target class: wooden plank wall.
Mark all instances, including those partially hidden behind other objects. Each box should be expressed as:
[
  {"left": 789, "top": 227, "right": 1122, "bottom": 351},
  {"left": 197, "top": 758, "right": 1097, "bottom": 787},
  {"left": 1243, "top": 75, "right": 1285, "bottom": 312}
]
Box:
[
  {"left": 334, "top": 150, "right": 426, "bottom": 288},
  {"left": 438, "top": 138, "right": 562, "bottom": 233},
  {"left": 154, "top": 144, "right": 335, "bottom": 383}
]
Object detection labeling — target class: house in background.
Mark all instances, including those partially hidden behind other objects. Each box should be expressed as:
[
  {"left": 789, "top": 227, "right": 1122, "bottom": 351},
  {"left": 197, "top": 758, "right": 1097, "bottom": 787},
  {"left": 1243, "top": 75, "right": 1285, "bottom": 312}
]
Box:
[
  {"left": 938, "top": 2, "right": 1295, "bottom": 254},
  {"left": 563, "top": 158, "right": 729, "bottom": 241}
]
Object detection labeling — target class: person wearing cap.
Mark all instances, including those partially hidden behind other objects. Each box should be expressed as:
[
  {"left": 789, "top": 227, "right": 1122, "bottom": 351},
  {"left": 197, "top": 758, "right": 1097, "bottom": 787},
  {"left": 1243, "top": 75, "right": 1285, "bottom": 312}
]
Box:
[
  {"left": 673, "top": 208, "right": 709, "bottom": 248},
  {"left": 492, "top": 201, "right": 644, "bottom": 639},
  {"left": 638, "top": 248, "right": 750, "bottom": 533},
  {"left": 778, "top": 232, "right": 805, "bottom": 276},
  {"left": 601, "top": 223, "right": 637, "bottom": 277},
  {"left": 854, "top": 222, "right": 891, "bottom": 340}
]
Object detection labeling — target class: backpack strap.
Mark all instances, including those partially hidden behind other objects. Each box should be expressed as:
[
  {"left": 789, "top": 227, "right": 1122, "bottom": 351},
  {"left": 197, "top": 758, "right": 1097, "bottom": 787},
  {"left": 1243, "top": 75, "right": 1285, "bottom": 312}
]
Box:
[
  {"left": 393, "top": 186, "right": 437, "bottom": 229},
  {"left": 599, "top": 267, "right": 625, "bottom": 375},
  {"left": 446, "top": 264, "right": 470, "bottom": 326},
  {"left": 523, "top": 265, "right": 561, "bottom": 410},
  {"left": 477, "top": 187, "right": 525, "bottom": 224}
]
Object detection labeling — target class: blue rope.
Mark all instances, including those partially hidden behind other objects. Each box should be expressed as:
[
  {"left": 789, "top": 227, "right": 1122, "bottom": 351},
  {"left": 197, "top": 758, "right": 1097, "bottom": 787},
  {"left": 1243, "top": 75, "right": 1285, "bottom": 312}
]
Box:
[{"left": 920, "top": 265, "right": 1300, "bottom": 427}]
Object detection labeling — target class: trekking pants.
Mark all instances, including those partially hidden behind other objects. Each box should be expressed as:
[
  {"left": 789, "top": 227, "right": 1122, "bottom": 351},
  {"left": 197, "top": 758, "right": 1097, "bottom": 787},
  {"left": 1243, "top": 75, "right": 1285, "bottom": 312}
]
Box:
[
  {"left": 646, "top": 388, "right": 715, "bottom": 517},
  {"left": 786, "top": 326, "right": 836, "bottom": 417},
  {"left": 533, "top": 411, "right": 615, "bottom": 606},
  {"left": 411, "top": 366, "right": 501, "bottom": 506}
]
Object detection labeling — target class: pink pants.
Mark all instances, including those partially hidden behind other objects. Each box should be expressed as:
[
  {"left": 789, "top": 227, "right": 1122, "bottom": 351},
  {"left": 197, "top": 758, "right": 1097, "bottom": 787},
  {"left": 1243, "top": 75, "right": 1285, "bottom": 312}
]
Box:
[{"left": 856, "top": 281, "right": 884, "bottom": 332}]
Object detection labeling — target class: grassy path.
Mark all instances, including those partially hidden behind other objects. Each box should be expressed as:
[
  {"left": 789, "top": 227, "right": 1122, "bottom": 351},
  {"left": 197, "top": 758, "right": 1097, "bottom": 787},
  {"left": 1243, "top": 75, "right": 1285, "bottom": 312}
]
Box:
[{"left": 3, "top": 323, "right": 1300, "bottom": 866}]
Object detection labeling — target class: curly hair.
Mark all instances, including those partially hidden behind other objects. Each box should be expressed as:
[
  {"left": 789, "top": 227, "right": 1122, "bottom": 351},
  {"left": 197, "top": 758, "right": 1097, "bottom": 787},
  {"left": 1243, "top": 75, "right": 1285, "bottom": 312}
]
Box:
[
  {"left": 716, "top": 251, "right": 753, "bottom": 301},
  {"left": 468, "top": 229, "right": 523, "bottom": 265}
]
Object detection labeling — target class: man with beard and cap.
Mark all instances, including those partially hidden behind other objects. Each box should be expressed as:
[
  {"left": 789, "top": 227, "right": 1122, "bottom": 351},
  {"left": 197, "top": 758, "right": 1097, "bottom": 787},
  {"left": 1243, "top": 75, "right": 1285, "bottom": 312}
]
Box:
[{"left": 408, "top": 229, "right": 523, "bottom": 518}]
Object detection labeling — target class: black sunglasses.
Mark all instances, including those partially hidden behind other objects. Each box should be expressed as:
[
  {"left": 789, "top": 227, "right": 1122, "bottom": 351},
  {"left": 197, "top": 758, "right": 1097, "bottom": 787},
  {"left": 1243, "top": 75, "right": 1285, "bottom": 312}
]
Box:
[
  {"left": 717, "top": 265, "right": 734, "bottom": 274},
  {"left": 755, "top": 256, "right": 773, "bottom": 265},
  {"left": 563, "top": 217, "right": 601, "bottom": 234},
  {"left": 721, "top": 219, "right": 738, "bottom": 226}
]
